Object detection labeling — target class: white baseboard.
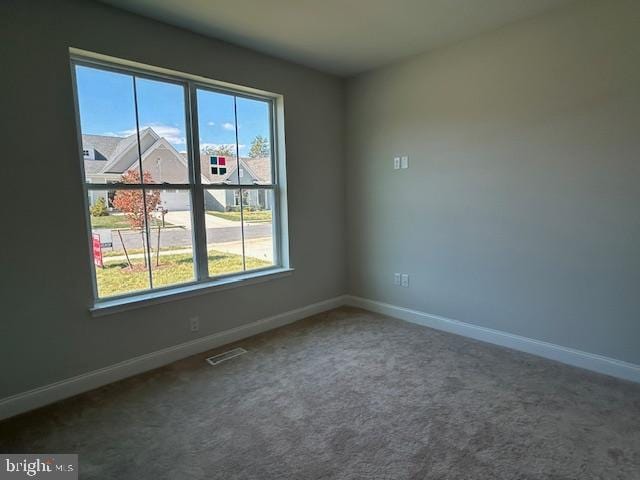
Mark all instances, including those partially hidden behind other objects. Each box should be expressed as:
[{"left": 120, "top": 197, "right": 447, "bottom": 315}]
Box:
[
  {"left": 0, "top": 295, "right": 348, "bottom": 421},
  {"left": 346, "top": 295, "right": 640, "bottom": 384},
  {"left": 3, "top": 293, "right": 637, "bottom": 421}
]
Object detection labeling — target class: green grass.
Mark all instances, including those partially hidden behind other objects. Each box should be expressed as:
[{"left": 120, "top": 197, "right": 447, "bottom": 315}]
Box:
[
  {"left": 96, "top": 250, "right": 270, "bottom": 298},
  {"left": 91, "top": 214, "right": 172, "bottom": 230},
  {"left": 207, "top": 210, "right": 272, "bottom": 223}
]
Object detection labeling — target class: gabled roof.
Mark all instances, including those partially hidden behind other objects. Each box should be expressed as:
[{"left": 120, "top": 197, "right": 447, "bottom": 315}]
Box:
[
  {"left": 82, "top": 134, "right": 123, "bottom": 160},
  {"left": 244, "top": 157, "right": 272, "bottom": 185},
  {"left": 82, "top": 128, "right": 158, "bottom": 175},
  {"left": 101, "top": 128, "right": 158, "bottom": 174}
]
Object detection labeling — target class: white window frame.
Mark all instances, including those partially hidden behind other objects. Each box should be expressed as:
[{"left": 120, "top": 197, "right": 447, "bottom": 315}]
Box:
[{"left": 69, "top": 48, "right": 291, "bottom": 315}]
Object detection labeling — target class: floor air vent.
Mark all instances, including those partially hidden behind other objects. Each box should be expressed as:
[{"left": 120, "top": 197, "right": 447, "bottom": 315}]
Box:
[{"left": 206, "top": 347, "right": 248, "bottom": 366}]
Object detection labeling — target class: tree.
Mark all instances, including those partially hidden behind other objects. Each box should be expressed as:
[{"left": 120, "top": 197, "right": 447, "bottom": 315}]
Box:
[
  {"left": 112, "top": 170, "right": 161, "bottom": 230},
  {"left": 90, "top": 197, "right": 109, "bottom": 217},
  {"left": 202, "top": 144, "right": 234, "bottom": 156},
  {"left": 248, "top": 135, "right": 269, "bottom": 158}
]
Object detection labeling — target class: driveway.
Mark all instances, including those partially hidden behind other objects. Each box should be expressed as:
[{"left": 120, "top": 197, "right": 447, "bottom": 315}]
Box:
[{"left": 164, "top": 210, "right": 239, "bottom": 229}]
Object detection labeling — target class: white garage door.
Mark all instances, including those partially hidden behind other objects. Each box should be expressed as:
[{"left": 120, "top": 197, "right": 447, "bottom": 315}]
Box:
[{"left": 160, "top": 190, "right": 190, "bottom": 211}]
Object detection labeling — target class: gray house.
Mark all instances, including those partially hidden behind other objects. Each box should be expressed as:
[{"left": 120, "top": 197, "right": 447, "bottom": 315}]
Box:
[
  {"left": 83, "top": 128, "right": 271, "bottom": 212},
  {"left": 199, "top": 153, "right": 272, "bottom": 212}
]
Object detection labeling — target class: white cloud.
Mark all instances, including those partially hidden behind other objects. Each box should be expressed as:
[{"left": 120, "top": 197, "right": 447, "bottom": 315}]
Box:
[
  {"left": 221, "top": 122, "right": 235, "bottom": 131},
  {"left": 106, "top": 123, "right": 186, "bottom": 147},
  {"left": 207, "top": 121, "right": 215, "bottom": 126}
]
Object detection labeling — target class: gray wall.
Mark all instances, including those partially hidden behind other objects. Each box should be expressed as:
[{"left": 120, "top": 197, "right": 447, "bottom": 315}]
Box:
[
  {"left": 0, "top": 0, "right": 346, "bottom": 398},
  {"left": 346, "top": 0, "right": 640, "bottom": 364}
]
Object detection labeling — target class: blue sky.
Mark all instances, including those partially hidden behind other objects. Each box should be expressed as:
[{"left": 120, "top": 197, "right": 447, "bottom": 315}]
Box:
[{"left": 75, "top": 65, "right": 270, "bottom": 156}]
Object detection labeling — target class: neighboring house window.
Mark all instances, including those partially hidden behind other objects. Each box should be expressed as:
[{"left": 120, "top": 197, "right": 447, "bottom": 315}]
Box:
[
  {"left": 234, "top": 190, "right": 250, "bottom": 207},
  {"left": 72, "top": 52, "right": 285, "bottom": 306}
]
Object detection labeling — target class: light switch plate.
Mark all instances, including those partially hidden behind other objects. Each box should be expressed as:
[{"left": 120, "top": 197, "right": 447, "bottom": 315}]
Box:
[
  {"left": 393, "top": 273, "right": 401, "bottom": 285},
  {"left": 393, "top": 157, "right": 401, "bottom": 169},
  {"left": 401, "top": 156, "right": 409, "bottom": 169},
  {"left": 401, "top": 274, "right": 409, "bottom": 287}
]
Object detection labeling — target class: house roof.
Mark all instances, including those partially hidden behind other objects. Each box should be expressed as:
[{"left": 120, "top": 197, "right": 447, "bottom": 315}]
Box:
[
  {"left": 82, "top": 128, "right": 158, "bottom": 176},
  {"left": 244, "top": 157, "right": 271, "bottom": 184},
  {"left": 82, "top": 134, "right": 124, "bottom": 160},
  {"left": 199, "top": 154, "right": 271, "bottom": 185},
  {"left": 84, "top": 160, "right": 109, "bottom": 175}
]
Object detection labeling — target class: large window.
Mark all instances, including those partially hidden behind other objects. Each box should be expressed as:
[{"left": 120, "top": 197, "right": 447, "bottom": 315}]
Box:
[{"left": 72, "top": 53, "right": 285, "bottom": 305}]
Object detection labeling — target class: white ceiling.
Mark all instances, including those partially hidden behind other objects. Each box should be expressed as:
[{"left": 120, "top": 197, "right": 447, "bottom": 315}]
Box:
[{"left": 100, "top": 0, "right": 578, "bottom": 76}]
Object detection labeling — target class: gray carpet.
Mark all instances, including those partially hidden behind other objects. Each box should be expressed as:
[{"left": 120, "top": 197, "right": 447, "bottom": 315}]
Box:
[{"left": 1, "top": 307, "right": 639, "bottom": 479}]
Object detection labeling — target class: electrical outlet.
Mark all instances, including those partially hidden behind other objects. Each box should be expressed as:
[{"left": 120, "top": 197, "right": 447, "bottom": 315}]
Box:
[
  {"left": 401, "top": 155, "right": 409, "bottom": 169},
  {"left": 189, "top": 316, "right": 200, "bottom": 332},
  {"left": 393, "top": 157, "right": 401, "bottom": 170},
  {"left": 401, "top": 274, "right": 409, "bottom": 287},
  {"left": 393, "top": 273, "right": 401, "bottom": 285}
]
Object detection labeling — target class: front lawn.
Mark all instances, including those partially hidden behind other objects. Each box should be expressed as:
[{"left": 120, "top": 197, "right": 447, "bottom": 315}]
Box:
[
  {"left": 91, "top": 214, "right": 172, "bottom": 230},
  {"left": 207, "top": 210, "right": 272, "bottom": 223},
  {"left": 96, "top": 250, "right": 269, "bottom": 298}
]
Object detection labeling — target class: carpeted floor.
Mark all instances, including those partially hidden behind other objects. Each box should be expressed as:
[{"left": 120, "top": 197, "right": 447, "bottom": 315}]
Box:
[{"left": 1, "top": 307, "right": 639, "bottom": 479}]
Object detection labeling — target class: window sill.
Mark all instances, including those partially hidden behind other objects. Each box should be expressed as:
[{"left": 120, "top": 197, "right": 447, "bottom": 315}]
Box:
[{"left": 90, "top": 267, "right": 294, "bottom": 317}]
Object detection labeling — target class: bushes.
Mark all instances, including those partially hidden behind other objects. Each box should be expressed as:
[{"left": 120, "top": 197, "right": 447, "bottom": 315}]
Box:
[{"left": 90, "top": 197, "right": 109, "bottom": 217}]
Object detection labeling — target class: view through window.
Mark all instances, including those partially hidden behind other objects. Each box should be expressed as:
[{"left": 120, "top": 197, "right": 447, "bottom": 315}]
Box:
[{"left": 73, "top": 57, "right": 280, "bottom": 301}]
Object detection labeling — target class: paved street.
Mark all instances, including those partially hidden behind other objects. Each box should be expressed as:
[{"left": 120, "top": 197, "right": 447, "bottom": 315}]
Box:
[
  {"left": 99, "top": 223, "right": 271, "bottom": 250},
  {"left": 94, "top": 211, "right": 273, "bottom": 262}
]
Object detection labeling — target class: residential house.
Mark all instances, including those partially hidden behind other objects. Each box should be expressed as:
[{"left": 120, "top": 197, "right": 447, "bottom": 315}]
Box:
[
  {"left": 83, "top": 127, "right": 271, "bottom": 212},
  {"left": 199, "top": 153, "right": 272, "bottom": 212}
]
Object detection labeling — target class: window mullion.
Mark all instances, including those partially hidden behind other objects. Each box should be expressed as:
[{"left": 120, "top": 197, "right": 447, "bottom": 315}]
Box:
[
  {"left": 187, "top": 81, "right": 209, "bottom": 281},
  {"left": 132, "top": 75, "right": 155, "bottom": 290},
  {"left": 233, "top": 96, "right": 247, "bottom": 271}
]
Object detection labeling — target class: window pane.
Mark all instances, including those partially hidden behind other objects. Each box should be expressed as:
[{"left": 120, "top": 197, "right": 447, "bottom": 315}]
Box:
[
  {"left": 88, "top": 188, "right": 156, "bottom": 298},
  {"left": 242, "top": 189, "right": 275, "bottom": 270},
  {"left": 196, "top": 89, "right": 240, "bottom": 185},
  {"left": 135, "top": 77, "right": 190, "bottom": 184},
  {"left": 148, "top": 190, "right": 196, "bottom": 288},
  {"left": 236, "top": 97, "right": 273, "bottom": 185},
  {"left": 204, "top": 188, "right": 244, "bottom": 277},
  {"left": 75, "top": 65, "right": 143, "bottom": 185}
]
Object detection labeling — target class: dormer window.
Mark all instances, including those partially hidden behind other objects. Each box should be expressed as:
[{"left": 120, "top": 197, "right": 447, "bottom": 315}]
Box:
[{"left": 83, "top": 147, "right": 95, "bottom": 159}]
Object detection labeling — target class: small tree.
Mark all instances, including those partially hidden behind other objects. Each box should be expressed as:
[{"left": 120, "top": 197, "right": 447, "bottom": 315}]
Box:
[
  {"left": 113, "top": 170, "right": 161, "bottom": 230},
  {"left": 203, "top": 144, "right": 234, "bottom": 156},
  {"left": 90, "top": 197, "right": 109, "bottom": 217},
  {"left": 248, "top": 135, "right": 269, "bottom": 158}
]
